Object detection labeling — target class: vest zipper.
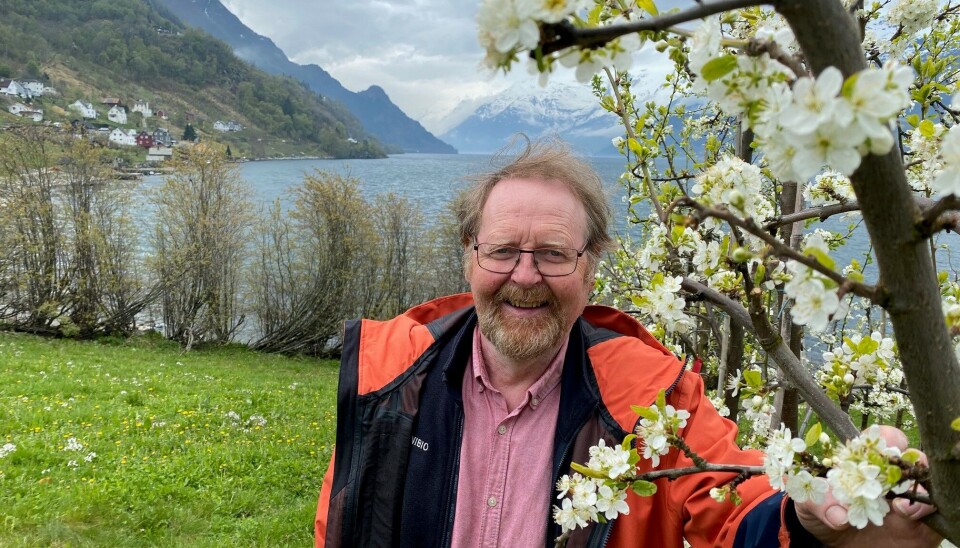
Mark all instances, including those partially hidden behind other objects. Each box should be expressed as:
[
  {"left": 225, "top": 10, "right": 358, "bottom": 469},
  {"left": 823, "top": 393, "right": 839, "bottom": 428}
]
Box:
[{"left": 441, "top": 405, "right": 464, "bottom": 547}]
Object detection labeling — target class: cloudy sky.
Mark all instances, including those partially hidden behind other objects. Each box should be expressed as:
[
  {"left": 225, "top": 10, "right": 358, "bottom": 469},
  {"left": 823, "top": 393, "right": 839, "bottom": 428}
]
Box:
[{"left": 219, "top": 0, "right": 690, "bottom": 133}]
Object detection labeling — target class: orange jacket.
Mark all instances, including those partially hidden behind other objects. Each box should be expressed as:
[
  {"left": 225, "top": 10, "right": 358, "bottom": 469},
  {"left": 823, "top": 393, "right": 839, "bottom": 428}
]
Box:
[{"left": 315, "top": 294, "right": 806, "bottom": 547}]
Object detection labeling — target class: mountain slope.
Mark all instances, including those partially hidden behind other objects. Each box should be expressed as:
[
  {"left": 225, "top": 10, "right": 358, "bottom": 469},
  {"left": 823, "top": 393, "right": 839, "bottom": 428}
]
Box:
[
  {"left": 153, "top": 0, "right": 457, "bottom": 154},
  {"left": 0, "top": 0, "right": 385, "bottom": 159}
]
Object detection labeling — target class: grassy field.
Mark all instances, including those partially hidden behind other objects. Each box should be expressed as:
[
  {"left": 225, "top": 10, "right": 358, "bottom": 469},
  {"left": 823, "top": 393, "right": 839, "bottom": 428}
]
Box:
[{"left": 0, "top": 331, "right": 339, "bottom": 547}]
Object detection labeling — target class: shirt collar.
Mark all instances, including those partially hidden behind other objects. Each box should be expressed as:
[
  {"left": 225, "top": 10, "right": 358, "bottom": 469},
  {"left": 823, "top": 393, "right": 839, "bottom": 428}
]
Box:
[{"left": 469, "top": 325, "right": 566, "bottom": 407}]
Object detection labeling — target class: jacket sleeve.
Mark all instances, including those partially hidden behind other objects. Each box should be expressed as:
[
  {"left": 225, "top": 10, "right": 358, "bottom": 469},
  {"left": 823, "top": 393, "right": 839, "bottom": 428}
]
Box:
[
  {"left": 314, "top": 451, "right": 335, "bottom": 548},
  {"left": 664, "top": 371, "right": 787, "bottom": 547}
]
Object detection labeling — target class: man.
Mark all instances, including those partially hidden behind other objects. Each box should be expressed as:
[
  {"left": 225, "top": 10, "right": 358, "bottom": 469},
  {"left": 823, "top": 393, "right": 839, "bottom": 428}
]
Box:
[{"left": 314, "top": 140, "right": 938, "bottom": 547}]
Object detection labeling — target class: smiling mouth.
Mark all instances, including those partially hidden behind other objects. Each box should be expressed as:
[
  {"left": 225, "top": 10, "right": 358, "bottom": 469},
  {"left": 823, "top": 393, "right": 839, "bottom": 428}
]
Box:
[{"left": 505, "top": 299, "right": 548, "bottom": 308}]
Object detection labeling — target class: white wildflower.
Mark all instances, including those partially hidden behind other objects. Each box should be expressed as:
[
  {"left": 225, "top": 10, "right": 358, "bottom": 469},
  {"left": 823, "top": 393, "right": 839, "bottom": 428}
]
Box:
[{"left": 0, "top": 443, "right": 16, "bottom": 458}]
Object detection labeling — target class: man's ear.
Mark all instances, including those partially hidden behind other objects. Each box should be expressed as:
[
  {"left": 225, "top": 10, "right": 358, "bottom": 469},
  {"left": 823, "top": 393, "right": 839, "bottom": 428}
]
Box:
[{"left": 463, "top": 245, "right": 473, "bottom": 284}]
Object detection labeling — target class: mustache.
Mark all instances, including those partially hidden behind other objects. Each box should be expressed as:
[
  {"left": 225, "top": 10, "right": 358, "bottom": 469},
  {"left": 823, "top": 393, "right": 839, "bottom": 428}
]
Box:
[{"left": 494, "top": 284, "right": 556, "bottom": 306}]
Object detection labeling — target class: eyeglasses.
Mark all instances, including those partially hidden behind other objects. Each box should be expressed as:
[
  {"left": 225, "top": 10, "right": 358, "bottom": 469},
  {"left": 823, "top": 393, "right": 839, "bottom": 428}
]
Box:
[{"left": 473, "top": 242, "right": 586, "bottom": 277}]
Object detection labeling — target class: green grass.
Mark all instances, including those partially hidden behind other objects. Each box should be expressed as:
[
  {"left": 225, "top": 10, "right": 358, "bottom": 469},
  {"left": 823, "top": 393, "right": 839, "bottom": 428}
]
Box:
[{"left": 0, "top": 331, "right": 339, "bottom": 547}]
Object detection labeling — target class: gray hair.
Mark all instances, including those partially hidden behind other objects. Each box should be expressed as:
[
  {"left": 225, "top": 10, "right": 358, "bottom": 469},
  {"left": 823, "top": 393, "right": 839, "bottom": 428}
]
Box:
[{"left": 456, "top": 136, "right": 614, "bottom": 269}]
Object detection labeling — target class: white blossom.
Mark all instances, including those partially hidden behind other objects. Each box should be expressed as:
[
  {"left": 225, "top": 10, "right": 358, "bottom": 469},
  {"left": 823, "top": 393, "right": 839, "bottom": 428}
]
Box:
[
  {"left": 932, "top": 125, "right": 960, "bottom": 197},
  {"left": 785, "top": 470, "right": 829, "bottom": 504},
  {"left": 587, "top": 439, "right": 634, "bottom": 479},
  {"left": 779, "top": 68, "right": 848, "bottom": 135}
]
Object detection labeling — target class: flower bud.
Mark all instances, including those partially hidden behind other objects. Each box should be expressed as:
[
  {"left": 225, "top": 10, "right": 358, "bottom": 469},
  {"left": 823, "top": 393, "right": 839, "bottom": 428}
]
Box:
[
  {"left": 752, "top": 395, "right": 763, "bottom": 407},
  {"left": 731, "top": 246, "right": 753, "bottom": 263},
  {"left": 843, "top": 373, "right": 855, "bottom": 385},
  {"left": 728, "top": 189, "right": 746, "bottom": 210}
]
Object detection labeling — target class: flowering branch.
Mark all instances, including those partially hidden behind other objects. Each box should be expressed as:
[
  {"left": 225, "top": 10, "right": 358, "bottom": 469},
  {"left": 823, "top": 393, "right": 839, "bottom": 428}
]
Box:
[
  {"left": 671, "top": 196, "right": 885, "bottom": 304},
  {"left": 747, "top": 288, "right": 861, "bottom": 441},
  {"left": 538, "top": 0, "right": 765, "bottom": 56}
]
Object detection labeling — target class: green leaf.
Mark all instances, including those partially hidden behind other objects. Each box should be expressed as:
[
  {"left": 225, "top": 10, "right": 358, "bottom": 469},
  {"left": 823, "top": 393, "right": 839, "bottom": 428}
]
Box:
[
  {"left": 752, "top": 264, "right": 767, "bottom": 288},
  {"left": 886, "top": 465, "right": 902, "bottom": 486},
  {"left": 906, "top": 114, "right": 921, "bottom": 128},
  {"left": 630, "top": 479, "right": 658, "bottom": 496},
  {"left": 919, "top": 119, "right": 936, "bottom": 138},
  {"left": 571, "top": 462, "right": 610, "bottom": 480},
  {"left": 901, "top": 448, "right": 922, "bottom": 465},
  {"left": 627, "top": 138, "right": 644, "bottom": 156},
  {"left": 600, "top": 95, "right": 617, "bottom": 113},
  {"left": 655, "top": 389, "right": 666, "bottom": 410},
  {"left": 621, "top": 434, "right": 637, "bottom": 450},
  {"left": 805, "top": 248, "right": 836, "bottom": 270},
  {"left": 743, "top": 369, "right": 762, "bottom": 389},
  {"left": 636, "top": 0, "right": 658, "bottom": 16},
  {"left": 700, "top": 55, "right": 738, "bottom": 82},
  {"left": 951, "top": 417, "right": 960, "bottom": 431},
  {"left": 631, "top": 405, "right": 660, "bottom": 421},
  {"left": 804, "top": 423, "right": 822, "bottom": 447}
]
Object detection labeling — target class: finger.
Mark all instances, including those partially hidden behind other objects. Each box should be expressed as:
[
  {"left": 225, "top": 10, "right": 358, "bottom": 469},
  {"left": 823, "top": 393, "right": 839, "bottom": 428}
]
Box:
[
  {"left": 796, "top": 491, "right": 851, "bottom": 531},
  {"left": 875, "top": 424, "right": 909, "bottom": 452},
  {"left": 893, "top": 484, "right": 936, "bottom": 520}
]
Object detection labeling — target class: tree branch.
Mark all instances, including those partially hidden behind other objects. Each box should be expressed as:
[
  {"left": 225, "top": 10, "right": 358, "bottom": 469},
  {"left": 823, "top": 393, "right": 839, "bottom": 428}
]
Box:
[
  {"left": 670, "top": 196, "right": 884, "bottom": 304},
  {"left": 744, "top": 37, "right": 807, "bottom": 78},
  {"left": 636, "top": 463, "right": 766, "bottom": 482},
  {"left": 763, "top": 201, "right": 862, "bottom": 230},
  {"left": 539, "top": 0, "right": 768, "bottom": 56},
  {"left": 916, "top": 194, "right": 960, "bottom": 239}
]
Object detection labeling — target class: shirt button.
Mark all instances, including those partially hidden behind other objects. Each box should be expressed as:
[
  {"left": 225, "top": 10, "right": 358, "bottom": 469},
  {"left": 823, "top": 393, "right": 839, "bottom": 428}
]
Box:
[
  {"left": 487, "top": 497, "right": 497, "bottom": 507},
  {"left": 497, "top": 425, "right": 507, "bottom": 435},
  {"left": 531, "top": 397, "right": 540, "bottom": 407}
]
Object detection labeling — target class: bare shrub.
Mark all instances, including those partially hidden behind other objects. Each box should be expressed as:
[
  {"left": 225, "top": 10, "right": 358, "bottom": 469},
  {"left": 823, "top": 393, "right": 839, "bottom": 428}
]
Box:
[{"left": 150, "top": 143, "right": 253, "bottom": 347}]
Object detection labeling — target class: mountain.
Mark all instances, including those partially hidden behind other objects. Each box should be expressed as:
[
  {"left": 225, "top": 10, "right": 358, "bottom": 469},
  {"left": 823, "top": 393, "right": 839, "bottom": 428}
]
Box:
[
  {"left": 0, "top": 0, "right": 385, "bottom": 159},
  {"left": 439, "top": 69, "right": 670, "bottom": 156},
  {"left": 152, "top": 0, "right": 457, "bottom": 154}
]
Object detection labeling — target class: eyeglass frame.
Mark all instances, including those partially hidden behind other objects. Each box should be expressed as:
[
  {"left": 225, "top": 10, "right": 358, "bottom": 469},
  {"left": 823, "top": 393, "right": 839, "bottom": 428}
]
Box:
[{"left": 472, "top": 241, "right": 587, "bottom": 277}]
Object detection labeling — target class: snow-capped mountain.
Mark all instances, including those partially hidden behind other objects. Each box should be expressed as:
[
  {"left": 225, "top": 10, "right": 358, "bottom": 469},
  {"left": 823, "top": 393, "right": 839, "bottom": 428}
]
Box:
[{"left": 439, "top": 67, "right": 669, "bottom": 156}]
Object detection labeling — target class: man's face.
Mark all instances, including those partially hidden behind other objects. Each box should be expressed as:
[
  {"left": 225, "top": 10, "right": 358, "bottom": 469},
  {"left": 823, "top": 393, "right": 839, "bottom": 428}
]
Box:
[{"left": 467, "top": 177, "right": 594, "bottom": 362}]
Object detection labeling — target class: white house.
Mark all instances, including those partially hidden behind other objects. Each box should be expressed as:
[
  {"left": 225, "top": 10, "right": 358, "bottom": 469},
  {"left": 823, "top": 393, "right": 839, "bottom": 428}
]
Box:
[
  {"left": 132, "top": 99, "right": 152, "bottom": 118},
  {"left": 20, "top": 80, "right": 45, "bottom": 97},
  {"left": 107, "top": 105, "right": 127, "bottom": 124},
  {"left": 8, "top": 103, "right": 43, "bottom": 121},
  {"left": 108, "top": 128, "right": 136, "bottom": 146},
  {"left": 0, "top": 79, "right": 28, "bottom": 97},
  {"left": 213, "top": 120, "right": 243, "bottom": 132},
  {"left": 69, "top": 100, "right": 97, "bottom": 119}
]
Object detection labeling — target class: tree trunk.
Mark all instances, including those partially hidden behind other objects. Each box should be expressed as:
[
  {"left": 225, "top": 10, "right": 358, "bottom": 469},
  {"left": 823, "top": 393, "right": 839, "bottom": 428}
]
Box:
[{"left": 778, "top": 0, "right": 960, "bottom": 537}]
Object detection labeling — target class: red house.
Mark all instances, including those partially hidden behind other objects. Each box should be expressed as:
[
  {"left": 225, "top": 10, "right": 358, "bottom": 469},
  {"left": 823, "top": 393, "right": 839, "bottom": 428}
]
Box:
[{"left": 135, "top": 131, "right": 155, "bottom": 148}]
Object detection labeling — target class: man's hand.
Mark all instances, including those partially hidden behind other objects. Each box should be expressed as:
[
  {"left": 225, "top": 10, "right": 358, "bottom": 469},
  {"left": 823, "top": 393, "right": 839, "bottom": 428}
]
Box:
[{"left": 794, "top": 425, "right": 941, "bottom": 547}]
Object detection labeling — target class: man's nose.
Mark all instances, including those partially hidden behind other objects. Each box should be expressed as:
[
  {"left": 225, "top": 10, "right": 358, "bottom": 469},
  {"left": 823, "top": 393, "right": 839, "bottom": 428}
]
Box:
[{"left": 510, "top": 252, "right": 542, "bottom": 286}]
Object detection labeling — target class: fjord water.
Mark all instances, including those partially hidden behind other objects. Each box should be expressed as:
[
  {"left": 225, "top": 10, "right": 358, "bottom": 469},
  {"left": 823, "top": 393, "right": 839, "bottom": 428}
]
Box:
[
  {"left": 143, "top": 153, "right": 633, "bottom": 229},
  {"left": 143, "top": 153, "right": 951, "bottom": 285}
]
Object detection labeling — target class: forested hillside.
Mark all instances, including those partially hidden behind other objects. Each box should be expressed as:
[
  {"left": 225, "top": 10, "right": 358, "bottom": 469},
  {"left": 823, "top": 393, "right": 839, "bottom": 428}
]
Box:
[{"left": 0, "top": 0, "right": 385, "bottom": 158}]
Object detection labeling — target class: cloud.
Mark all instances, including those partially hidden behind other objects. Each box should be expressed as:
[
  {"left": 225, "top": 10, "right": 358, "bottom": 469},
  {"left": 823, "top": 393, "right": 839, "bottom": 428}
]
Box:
[{"left": 220, "top": 0, "right": 693, "bottom": 132}]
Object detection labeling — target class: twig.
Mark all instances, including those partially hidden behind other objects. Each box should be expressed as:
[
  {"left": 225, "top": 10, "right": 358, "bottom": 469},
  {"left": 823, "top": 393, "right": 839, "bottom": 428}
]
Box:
[{"left": 636, "top": 463, "right": 766, "bottom": 482}]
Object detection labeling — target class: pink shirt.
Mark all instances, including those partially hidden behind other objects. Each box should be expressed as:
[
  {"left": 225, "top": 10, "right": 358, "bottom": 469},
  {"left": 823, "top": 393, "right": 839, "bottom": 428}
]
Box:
[{"left": 450, "top": 326, "right": 566, "bottom": 548}]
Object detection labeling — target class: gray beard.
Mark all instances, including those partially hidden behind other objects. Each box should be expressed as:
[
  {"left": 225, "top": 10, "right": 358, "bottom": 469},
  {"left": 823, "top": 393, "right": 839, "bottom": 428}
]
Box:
[{"left": 475, "top": 284, "right": 567, "bottom": 362}]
